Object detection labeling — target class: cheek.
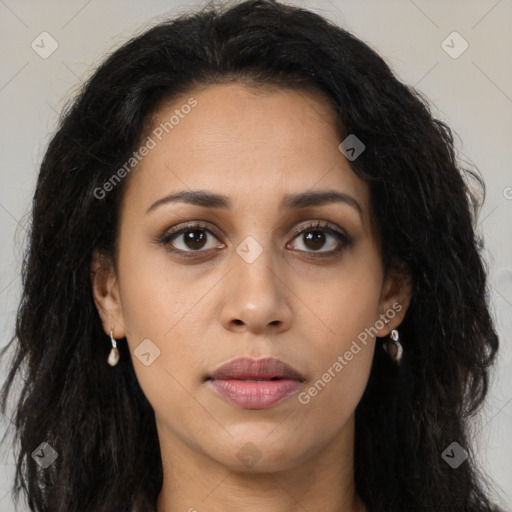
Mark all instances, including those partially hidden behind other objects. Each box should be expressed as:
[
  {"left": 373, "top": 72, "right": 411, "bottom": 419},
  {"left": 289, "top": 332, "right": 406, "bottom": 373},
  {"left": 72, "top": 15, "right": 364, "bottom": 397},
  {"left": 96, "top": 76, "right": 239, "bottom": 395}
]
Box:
[
  {"left": 117, "top": 232, "right": 204, "bottom": 339},
  {"left": 292, "top": 250, "right": 381, "bottom": 417},
  {"left": 295, "top": 246, "right": 383, "bottom": 351},
  {"left": 296, "top": 316, "right": 375, "bottom": 439},
  {"left": 115, "top": 240, "right": 211, "bottom": 408}
]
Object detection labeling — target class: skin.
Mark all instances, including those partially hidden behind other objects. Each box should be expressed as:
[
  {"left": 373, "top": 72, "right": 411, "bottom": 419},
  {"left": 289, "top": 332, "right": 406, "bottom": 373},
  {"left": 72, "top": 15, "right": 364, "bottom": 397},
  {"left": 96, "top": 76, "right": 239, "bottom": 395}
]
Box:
[{"left": 92, "top": 82, "right": 411, "bottom": 512}]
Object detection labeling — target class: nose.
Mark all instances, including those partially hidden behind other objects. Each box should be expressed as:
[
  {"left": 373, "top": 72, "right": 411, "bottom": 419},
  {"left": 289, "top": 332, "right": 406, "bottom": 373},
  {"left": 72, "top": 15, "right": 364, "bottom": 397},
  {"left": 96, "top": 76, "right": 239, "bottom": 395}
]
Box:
[{"left": 219, "top": 242, "right": 293, "bottom": 336}]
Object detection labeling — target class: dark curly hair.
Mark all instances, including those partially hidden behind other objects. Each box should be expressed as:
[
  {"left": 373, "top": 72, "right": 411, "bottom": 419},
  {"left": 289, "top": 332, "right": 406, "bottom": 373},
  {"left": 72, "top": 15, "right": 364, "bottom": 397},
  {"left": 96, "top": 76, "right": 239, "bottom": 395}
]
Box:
[{"left": 0, "top": 1, "right": 504, "bottom": 511}]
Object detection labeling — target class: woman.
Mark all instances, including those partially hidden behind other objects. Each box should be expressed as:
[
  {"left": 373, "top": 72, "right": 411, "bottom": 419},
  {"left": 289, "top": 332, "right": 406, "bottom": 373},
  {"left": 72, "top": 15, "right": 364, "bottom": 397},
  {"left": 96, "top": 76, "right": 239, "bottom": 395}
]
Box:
[{"left": 0, "top": 1, "right": 504, "bottom": 511}]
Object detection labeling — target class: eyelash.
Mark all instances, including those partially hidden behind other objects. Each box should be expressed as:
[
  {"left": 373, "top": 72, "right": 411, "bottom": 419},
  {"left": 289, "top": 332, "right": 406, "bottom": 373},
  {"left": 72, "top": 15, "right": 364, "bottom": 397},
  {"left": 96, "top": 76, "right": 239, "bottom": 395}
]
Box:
[{"left": 157, "top": 220, "right": 352, "bottom": 259}]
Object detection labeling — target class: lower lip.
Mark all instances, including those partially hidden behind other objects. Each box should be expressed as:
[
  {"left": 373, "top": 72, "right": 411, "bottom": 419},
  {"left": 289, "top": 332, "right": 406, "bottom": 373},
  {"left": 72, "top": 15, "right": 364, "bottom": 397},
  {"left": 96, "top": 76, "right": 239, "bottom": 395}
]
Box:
[{"left": 207, "top": 378, "right": 302, "bottom": 409}]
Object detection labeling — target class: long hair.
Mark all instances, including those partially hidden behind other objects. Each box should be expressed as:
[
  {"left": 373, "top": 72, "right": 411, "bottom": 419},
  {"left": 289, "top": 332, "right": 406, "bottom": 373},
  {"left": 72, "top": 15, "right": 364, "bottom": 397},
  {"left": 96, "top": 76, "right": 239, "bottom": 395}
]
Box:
[{"left": 0, "top": 1, "right": 502, "bottom": 511}]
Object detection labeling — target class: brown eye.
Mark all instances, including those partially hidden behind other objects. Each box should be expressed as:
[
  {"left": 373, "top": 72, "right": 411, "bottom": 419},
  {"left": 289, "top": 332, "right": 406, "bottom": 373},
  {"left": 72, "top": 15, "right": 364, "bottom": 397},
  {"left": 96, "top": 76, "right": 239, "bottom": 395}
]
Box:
[
  {"left": 180, "top": 229, "right": 209, "bottom": 250},
  {"left": 288, "top": 221, "right": 352, "bottom": 255},
  {"left": 158, "top": 220, "right": 351, "bottom": 259},
  {"left": 159, "top": 222, "right": 223, "bottom": 254},
  {"left": 302, "top": 231, "right": 328, "bottom": 251}
]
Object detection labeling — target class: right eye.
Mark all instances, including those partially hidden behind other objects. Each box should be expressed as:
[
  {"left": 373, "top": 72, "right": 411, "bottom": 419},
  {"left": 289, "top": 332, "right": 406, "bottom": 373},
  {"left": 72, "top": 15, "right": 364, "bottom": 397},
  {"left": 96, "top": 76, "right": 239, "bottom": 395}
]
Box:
[{"left": 159, "top": 222, "right": 225, "bottom": 255}]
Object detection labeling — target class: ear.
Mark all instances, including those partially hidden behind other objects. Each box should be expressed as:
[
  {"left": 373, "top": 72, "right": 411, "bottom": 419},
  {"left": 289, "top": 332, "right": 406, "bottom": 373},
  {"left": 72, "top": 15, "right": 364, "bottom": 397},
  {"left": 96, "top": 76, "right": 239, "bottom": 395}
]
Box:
[
  {"left": 90, "top": 249, "right": 126, "bottom": 339},
  {"left": 375, "top": 265, "right": 412, "bottom": 337}
]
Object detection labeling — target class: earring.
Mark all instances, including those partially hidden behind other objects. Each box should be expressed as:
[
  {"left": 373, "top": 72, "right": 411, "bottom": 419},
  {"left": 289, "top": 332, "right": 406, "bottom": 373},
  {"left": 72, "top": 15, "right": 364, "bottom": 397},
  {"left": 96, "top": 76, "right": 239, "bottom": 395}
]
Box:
[
  {"left": 107, "top": 327, "right": 120, "bottom": 366},
  {"left": 383, "top": 328, "right": 403, "bottom": 364}
]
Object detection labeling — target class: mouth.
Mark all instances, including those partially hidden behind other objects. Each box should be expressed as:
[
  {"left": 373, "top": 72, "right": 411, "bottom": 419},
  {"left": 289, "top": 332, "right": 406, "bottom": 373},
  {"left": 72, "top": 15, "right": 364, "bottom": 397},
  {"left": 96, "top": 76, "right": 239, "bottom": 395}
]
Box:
[
  {"left": 206, "top": 356, "right": 305, "bottom": 381},
  {"left": 205, "top": 357, "right": 305, "bottom": 409}
]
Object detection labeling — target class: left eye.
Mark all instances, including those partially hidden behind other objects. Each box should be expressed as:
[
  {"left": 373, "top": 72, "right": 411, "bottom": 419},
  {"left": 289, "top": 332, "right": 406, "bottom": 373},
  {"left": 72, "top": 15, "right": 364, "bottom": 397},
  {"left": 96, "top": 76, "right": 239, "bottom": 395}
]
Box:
[{"left": 288, "top": 225, "right": 347, "bottom": 253}]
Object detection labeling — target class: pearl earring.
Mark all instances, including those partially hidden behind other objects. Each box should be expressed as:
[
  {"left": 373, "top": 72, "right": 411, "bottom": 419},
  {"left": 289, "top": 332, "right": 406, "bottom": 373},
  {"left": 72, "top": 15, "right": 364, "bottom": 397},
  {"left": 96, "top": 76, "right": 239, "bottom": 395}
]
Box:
[
  {"left": 383, "top": 328, "right": 403, "bottom": 364},
  {"left": 107, "top": 327, "right": 120, "bottom": 366}
]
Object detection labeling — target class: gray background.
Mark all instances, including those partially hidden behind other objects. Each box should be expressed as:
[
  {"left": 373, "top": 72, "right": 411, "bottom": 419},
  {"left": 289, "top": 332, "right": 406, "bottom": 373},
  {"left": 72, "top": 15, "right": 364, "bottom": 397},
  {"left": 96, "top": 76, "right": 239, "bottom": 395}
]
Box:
[{"left": 0, "top": 0, "right": 511, "bottom": 510}]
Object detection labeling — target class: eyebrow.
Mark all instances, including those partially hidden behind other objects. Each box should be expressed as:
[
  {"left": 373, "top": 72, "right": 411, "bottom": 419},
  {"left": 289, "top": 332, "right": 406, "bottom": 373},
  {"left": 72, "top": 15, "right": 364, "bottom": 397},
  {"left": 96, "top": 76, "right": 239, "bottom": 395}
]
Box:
[{"left": 146, "top": 189, "right": 363, "bottom": 219}]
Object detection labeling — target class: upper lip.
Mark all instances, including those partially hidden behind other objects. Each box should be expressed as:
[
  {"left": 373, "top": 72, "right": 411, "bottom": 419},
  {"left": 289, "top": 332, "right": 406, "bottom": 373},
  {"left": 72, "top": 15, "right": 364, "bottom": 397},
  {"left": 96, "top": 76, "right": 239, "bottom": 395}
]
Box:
[{"left": 208, "top": 357, "right": 305, "bottom": 381}]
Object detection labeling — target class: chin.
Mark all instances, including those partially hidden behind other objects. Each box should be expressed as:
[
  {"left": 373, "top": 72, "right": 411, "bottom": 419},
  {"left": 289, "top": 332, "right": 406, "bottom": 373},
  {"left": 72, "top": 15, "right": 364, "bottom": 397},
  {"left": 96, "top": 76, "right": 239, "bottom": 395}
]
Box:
[{"left": 211, "top": 438, "right": 308, "bottom": 474}]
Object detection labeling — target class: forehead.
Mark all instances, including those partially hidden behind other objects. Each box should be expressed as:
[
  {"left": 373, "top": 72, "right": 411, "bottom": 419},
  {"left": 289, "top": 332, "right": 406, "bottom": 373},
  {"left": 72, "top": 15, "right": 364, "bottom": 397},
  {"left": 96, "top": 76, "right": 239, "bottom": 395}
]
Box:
[{"left": 122, "top": 82, "right": 370, "bottom": 221}]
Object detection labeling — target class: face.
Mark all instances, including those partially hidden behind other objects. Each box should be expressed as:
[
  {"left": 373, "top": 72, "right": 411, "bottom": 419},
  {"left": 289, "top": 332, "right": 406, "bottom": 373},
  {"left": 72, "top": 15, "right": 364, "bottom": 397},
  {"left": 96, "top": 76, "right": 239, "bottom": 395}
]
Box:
[{"left": 92, "top": 82, "right": 409, "bottom": 473}]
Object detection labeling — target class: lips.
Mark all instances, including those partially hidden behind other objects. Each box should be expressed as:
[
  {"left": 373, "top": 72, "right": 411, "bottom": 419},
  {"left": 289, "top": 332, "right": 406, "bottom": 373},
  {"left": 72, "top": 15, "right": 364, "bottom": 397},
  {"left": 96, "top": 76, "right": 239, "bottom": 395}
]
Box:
[
  {"left": 206, "top": 357, "right": 305, "bottom": 409},
  {"left": 207, "top": 356, "right": 305, "bottom": 381}
]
